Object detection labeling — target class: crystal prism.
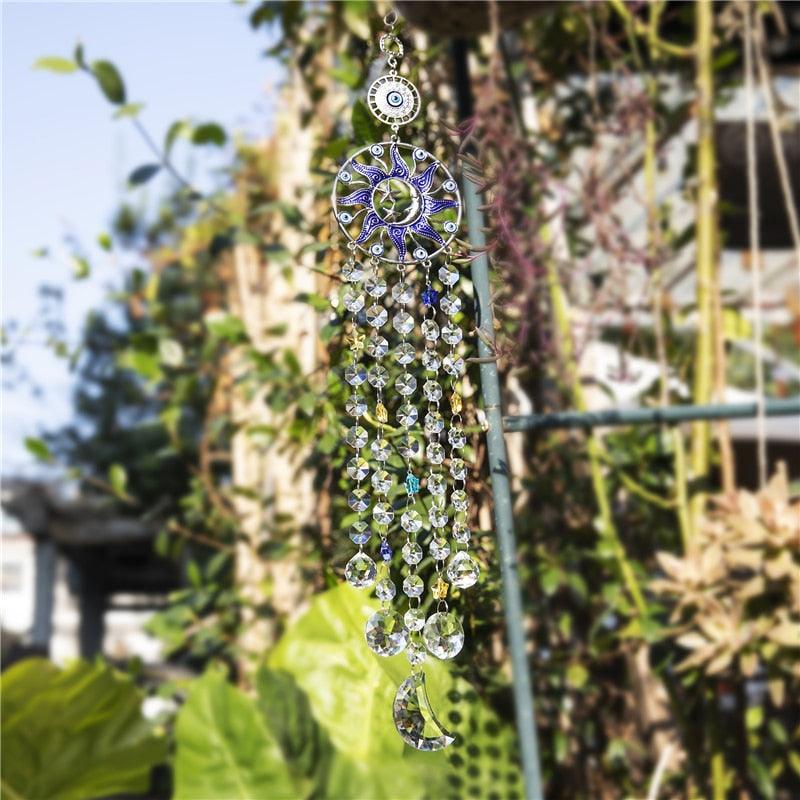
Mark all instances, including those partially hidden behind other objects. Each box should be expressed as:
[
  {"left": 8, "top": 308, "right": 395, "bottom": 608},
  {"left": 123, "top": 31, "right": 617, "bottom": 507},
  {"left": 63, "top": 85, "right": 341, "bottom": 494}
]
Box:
[
  {"left": 447, "top": 551, "right": 480, "bottom": 589},
  {"left": 394, "top": 342, "right": 415, "bottom": 365},
  {"left": 404, "top": 606, "right": 426, "bottom": 630},
  {"left": 371, "top": 469, "right": 392, "bottom": 495},
  {"left": 421, "top": 320, "right": 439, "bottom": 341},
  {"left": 342, "top": 262, "right": 365, "bottom": 282},
  {"left": 424, "top": 411, "right": 444, "bottom": 434},
  {"left": 438, "top": 264, "right": 459, "bottom": 286},
  {"left": 370, "top": 438, "right": 391, "bottom": 461},
  {"left": 376, "top": 576, "right": 396, "bottom": 600},
  {"left": 393, "top": 311, "right": 414, "bottom": 335},
  {"left": 423, "top": 381, "right": 442, "bottom": 402},
  {"left": 401, "top": 509, "right": 422, "bottom": 533},
  {"left": 397, "top": 403, "right": 418, "bottom": 428},
  {"left": 345, "top": 552, "right": 377, "bottom": 588},
  {"left": 395, "top": 374, "right": 417, "bottom": 396},
  {"left": 442, "top": 353, "right": 464, "bottom": 376},
  {"left": 365, "top": 275, "right": 387, "bottom": 297},
  {"left": 426, "top": 442, "right": 445, "bottom": 464},
  {"left": 448, "top": 427, "right": 466, "bottom": 448},
  {"left": 346, "top": 457, "right": 369, "bottom": 481},
  {"left": 406, "top": 640, "right": 427, "bottom": 666},
  {"left": 422, "top": 611, "right": 464, "bottom": 659},
  {"left": 393, "top": 672, "right": 455, "bottom": 751},
  {"left": 452, "top": 522, "right": 470, "bottom": 543},
  {"left": 398, "top": 437, "right": 420, "bottom": 459},
  {"left": 429, "top": 536, "right": 450, "bottom": 561},
  {"left": 373, "top": 502, "right": 395, "bottom": 525},
  {"left": 392, "top": 281, "right": 413, "bottom": 304},
  {"left": 365, "top": 609, "right": 408, "bottom": 656},
  {"left": 440, "top": 294, "right": 461, "bottom": 316},
  {"left": 368, "top": 365, "right": 388, "bottom": 389},
  {"left": 421, "top": 350, "right": 440, "bottom": 372},
  {"left": 343, "top": 291, "right": 365, "bottom": 313},
  {"left": 427, "top": 473, "right": 446, "bottom": 495},
  {"left": 345, "top": 363, "right": 366, "bottom": 386},
  {"left": 345, "top": 393, "right": 367, "bottom": 417},
  {"left": 441, "top": 324, "right": 462, "bottom": 345},
  {"left": 366, "top": 304, "right": 388, "bottom": 328},
  {"left": 348, "top": 488, "right": 369, "bottom": 512},
  {"left": 403, "top": 573, "right": 424, "bottom": 598},
  {"left": 365, "top": 334, "right": 389, "bottom": 358},
  {"left": 349, "top": 521, "right": 370, "bottom": 545},
  {"left": 401, "top": 540, "right": 423, "bottom": 564}
]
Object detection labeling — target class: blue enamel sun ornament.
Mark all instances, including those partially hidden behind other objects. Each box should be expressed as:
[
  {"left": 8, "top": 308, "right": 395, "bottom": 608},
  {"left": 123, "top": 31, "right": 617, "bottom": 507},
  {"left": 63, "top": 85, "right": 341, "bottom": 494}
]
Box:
[{"left": 333, "top": 142, "right": 461, "bottom": 263}]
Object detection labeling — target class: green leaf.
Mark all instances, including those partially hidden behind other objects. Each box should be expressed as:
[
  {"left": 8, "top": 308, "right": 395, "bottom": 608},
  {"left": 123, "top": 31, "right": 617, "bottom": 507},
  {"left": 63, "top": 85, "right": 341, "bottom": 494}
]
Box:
[
  {"left": 91, "top": 60, "right": 126, "bottom": 104},
  {"left": 158, "top": 338, "right": 184, "bottom": 367},
  {"left": 342, "top": 0, "right": 371, "bottom": 40},
  {"left": 32, "top": 56, "right": 77, "bottom": 73},
  {"left": 24, "top": 437, "right": 53, "bottom": 462},
  {"left": 164, "top": 119, "right": 190, "bottom": 155},
  {"left": 566, "top": 663, "right": 589, "bottom": 689},
  {"left": 191, "top": 122, "right": 227, "bottom": 147},
  {"left": 108, "top": 463, "right": 128, "bottom": 498},
  {"left": 73, "top": 42, "right": 85, "bottom": 68},
  {"left": 269, "top": 584, "right": 524, "bottom": 799},
  {"left": 173, "top": 669, "right": 297, "bottom": 800},
  {"left": 96, "top": 232, "right": 113, "bottom": 251},
  {"left": 745, "top": 705, "right": 764, "bottom": 730},
  {"left": 1, "top": 658, "right": 167, "bottom": 800},
  {"left": 113, "top": 102, "right": 144, "bottom": 120},
  {"left": 297, "top": 392, "right": 317, "bottom": 417},
  {"left": 351, "top": 99, "right": 380, "bottom": 145},
  {"left": 70, "top": 255, "right": 90, "bottom": 280},
  {"left": 128, "top": 163, "right": 161, "bottom": 186}
]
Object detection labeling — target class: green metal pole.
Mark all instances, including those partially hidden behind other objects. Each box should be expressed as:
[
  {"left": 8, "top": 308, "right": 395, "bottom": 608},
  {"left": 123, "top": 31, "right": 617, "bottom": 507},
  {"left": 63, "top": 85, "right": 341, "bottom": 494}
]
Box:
[
  {"left": 463, "top": 176, "right": 545, "bottom": 800},
  {"left": 503, "top": 397, "right": 800, "bottom": 432}
]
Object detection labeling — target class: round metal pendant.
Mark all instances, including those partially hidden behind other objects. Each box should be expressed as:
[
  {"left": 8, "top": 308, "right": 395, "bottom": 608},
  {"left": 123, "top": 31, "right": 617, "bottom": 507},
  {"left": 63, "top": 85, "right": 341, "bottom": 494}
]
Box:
[
  {"left": 332, "top": 141, "right": 461, "bottom": 264},
  {"left": 367, "top": 75, "right": 420, "bottom": 126}
]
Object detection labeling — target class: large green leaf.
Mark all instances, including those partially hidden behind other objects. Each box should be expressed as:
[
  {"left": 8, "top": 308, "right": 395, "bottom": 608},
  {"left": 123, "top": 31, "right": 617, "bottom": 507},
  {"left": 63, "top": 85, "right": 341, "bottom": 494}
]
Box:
[
  {"left": 1, "top": 658, "right": 167, "bottom": 800},
  {"left": 269, "top": 584, "right": 525, "bottom": 799},
  {"left": 173, "top": 669, "right": 297, "bottom": 800}
]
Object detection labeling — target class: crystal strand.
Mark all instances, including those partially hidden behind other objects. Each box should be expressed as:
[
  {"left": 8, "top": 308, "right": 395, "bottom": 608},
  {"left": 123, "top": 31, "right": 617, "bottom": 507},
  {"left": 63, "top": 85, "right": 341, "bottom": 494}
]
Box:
[
  {"left": 420, "top": 261, "right": 449, "bottom": 605},
  {"left": 343, "top": 249, "right": 377, "bottom": 589},
  {"left": 441, "top": 253, "right": 479, "bottom": 591}
]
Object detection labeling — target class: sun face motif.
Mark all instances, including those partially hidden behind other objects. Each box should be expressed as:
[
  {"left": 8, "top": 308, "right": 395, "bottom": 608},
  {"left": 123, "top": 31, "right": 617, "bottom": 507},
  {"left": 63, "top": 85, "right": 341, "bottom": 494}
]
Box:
[{"left": 332, "top": 142, "right": 461, "bottom": 263}]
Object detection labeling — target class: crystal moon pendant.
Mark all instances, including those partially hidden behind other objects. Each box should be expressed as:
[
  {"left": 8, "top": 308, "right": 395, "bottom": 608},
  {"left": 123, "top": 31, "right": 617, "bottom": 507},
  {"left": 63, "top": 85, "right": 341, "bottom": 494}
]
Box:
[{"left": 393, "top": 672, "right": 455, "bottom": 752}]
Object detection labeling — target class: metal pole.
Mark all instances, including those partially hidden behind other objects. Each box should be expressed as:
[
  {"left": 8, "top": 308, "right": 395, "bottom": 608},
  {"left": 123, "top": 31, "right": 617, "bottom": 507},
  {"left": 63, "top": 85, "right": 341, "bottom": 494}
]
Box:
[
  {"left": 462, "top": 173, "right": 545, "bottom": 800},
  {"left": 503, "top": 397, "right": 800, "bottom": 432}
]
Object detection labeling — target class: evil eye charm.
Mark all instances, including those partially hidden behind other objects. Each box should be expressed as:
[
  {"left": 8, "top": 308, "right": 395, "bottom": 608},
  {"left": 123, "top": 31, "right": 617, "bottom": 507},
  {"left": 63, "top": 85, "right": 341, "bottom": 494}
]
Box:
[
  {"left": 370, "top": 243, "right": 385, "bottom": 256},
  {"left": 413, "top": 247, "right": 428, "bottom": 260},
  {"left": 339, "top": 212, "right": 353, "bottom": 224},
  {"left": 444, "top": 221, "right": 458, "bottom": 233},
  {"left": 339, "top": 170, "right": 352, "bottom": 183},
  {"left": 370, "top": 144, "right": 384, "bottom": 157},
  {"left": 414, "top": 148, "right": 426, "bottom": 160},
  {"left": 443, "top": 179, "right": 457, "bottom": 192},
  {"left": 367, "top": 75, "right": 420, "bottom": 126}
]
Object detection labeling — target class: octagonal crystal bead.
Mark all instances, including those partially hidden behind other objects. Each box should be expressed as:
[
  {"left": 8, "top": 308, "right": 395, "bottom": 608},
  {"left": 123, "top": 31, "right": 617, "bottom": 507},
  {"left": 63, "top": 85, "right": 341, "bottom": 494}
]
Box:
[
  {"left": 421, "top": 349, "right": 441, "bottom": 371},
  {"left": 426, "top": 442, "right": 445, "bottom": 465},
  {"left": 423, "top": 381, "right": 443, "bottom": 402},
  {"left": 368, "top": 365, "right": 388, "bottom": 389},
  {"left": 346, "top": 457, "right": 369, "bottom": 481},
  {"left": 402, "top": 540, "right": 423, "bottom": 564},
  {"left": 397, "top": 403, "right": 418, "bottom": 428},
  {"left": 365, "top": 334, "right": 389, "bottom": 358},
  {"left": 403, "top": 573, "right": 425, "bottom": 598},
  {"left": 438, "top": 264, "right": 459, "bottom": 286},
  {"left": 371, "top": 437, "right": 391, "bottom": 461},
  {"left": 373, "top": 502, "right": 395, "bottom": 525},
  {"left": 392, "top": 281, "right": 413, "bottom": 304},
  {"left": 365, "top": 275, "right": 387, "bottom": 297},
  {"left": 401, "top": 510, "right": 422, "bottom": 533},
  {"left": 395, "top": 374, "right": 417, "bottom": 396},
  {"left": 393, "top": 311, "right": 414, "bottom": 335},
  {"left": 441, "top": 324, "right": 462, "bottom": 345},
  {"left": 371, "top": 469, "right": 392, "bottom": 495},
  {"left": 421, "top": 320, "right": 439, "bottom": 341},
  {"left": 348, "top": 520, "right": 371, "bottom": 545},
  {"left": 345, "top": 425, "right": 368, "bottom": 449},
  {"left": 345, "top": 363, "right": 366, "bottom": 386},
  {"left": 366, "top": 305, "right": 388, "bottom": 328},
  {"left": 394, "top": 342, "right": 415, "bottom": 365}
]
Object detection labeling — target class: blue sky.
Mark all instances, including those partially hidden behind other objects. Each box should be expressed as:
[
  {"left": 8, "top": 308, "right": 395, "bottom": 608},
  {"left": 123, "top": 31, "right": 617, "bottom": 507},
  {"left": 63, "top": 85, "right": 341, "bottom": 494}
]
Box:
[{"left": 2, "top": 1, "right": 279, "bottom": 476}]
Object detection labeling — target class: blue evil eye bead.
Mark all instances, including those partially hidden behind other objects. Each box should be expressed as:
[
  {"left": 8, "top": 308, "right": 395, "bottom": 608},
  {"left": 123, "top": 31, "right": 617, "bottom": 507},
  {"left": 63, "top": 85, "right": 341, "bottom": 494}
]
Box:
[
  {"left": 339, "top": 170, "right": 352, "bottom": 183},
  {"left": 444, "top": 221, "right": 458, "bottom": 233},
  {"left": 413, "top": 148, "right": 426, "bottom": 160},
  {"left": 387, "top": 91, "right": 404, "bottom": 107},
  {"left": 339, "top": 212, "right": 353, "bottom": 224},
  {"left": 443, "top": 179, "right": 457, "bottom": 192},
  {"left": 370, "top": 243, "right": 384, "bottom": 256},
  {"left": 421, "top": 287, "right": 439, "bottom": 307},
  {"left": 413, "top": 247, "right": 427, "bottom": 260},
  {"left": 370, "top": 144, "right": 384, "bottom": 156},
  {"left": 380, "top": 540, "right": 393, "bottom": 561},
  {"left": 405, "top": 473, "right": 420, "bottom": 495}
]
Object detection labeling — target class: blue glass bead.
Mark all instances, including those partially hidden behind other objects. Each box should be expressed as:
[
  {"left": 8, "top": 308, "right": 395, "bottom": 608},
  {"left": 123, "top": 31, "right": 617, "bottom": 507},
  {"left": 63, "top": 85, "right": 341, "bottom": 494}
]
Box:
[
  {"left": 421, "top": 288, "right": 439, "bottom": 307},
  {"left": 380, "top": 540, "right": 393, "bottom": 561},
  {"left": 405, "top": 473, "right": 420, "bottom": 495}
]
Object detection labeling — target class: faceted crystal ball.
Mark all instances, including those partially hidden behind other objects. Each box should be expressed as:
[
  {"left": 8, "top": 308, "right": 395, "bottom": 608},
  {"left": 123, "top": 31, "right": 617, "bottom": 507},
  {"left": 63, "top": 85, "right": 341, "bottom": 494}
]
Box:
[
  {"left": 422, "top": 610, "right": 464, "bottom": 659},
  {"left": 447, "top": 551, "right": 480, "bottom": 589},
  {"left": 345, "top": 552, "right": 377, "bottom": 588},
  {"left": 365, "top": 609, "right": 409, "bottom": 657}
]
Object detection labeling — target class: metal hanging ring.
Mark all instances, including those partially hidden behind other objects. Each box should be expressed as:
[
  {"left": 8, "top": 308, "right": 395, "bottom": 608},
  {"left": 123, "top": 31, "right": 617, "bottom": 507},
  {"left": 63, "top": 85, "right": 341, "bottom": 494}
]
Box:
[
  {"left": 379, "top": 33, "right": 403, "bottom": 58},
  {"left": 383, "top": 10, "right": 397, "bottom": 29}
]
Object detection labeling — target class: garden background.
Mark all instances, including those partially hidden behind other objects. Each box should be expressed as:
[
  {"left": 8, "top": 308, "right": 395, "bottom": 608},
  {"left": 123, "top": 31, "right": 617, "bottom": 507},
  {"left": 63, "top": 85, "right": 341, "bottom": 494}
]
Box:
[{"left": 2, "top": 2, "right": 799, "bottom": 799}]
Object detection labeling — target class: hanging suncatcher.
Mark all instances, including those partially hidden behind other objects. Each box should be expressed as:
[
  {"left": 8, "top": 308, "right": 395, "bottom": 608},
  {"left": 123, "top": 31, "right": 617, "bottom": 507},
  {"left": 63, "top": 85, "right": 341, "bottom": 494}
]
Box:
[{"left": 333, "top": 12, "right": 480, "bottom": 751}]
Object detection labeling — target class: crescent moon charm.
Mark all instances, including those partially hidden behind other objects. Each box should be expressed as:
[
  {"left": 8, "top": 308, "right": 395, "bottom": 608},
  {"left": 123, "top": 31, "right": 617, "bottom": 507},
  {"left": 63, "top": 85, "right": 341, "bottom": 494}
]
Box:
[{"left": 393, "top": 672, "right": 455, "bottom": 751}]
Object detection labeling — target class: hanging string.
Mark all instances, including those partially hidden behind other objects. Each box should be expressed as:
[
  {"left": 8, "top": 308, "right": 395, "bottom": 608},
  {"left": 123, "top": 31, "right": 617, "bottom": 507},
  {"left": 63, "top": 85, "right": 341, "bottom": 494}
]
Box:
[{"left": 744, "top": 4, "right": 767, "bottom": 489}]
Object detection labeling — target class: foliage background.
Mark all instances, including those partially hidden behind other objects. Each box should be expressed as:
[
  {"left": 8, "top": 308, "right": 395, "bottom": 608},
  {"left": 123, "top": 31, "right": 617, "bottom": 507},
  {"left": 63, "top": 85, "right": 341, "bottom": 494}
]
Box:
[{"left": 2, "top": 2, "right": 799, "bottom": 800}]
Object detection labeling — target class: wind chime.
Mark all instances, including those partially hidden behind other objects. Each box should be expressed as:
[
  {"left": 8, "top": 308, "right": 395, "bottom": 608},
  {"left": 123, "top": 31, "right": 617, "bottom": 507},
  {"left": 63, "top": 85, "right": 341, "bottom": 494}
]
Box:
[{"left": 332, "top": 12, "right": 480, "bottom": 751}]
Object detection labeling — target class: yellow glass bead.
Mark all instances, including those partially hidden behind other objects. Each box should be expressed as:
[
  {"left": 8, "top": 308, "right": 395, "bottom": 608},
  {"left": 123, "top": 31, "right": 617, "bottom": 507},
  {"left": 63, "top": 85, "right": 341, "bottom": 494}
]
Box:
[
  {"left": 375, "top": 402, "right": 388, "bottom": 423},
  {"left": 449, "top": 392, "right": 462, "bottom": 414},
  {"left": 433, "top": 577, "right": 449, "bottom": 600},
  {"left": 346, "top": 330, "right": 365, "bottom": 351}
]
